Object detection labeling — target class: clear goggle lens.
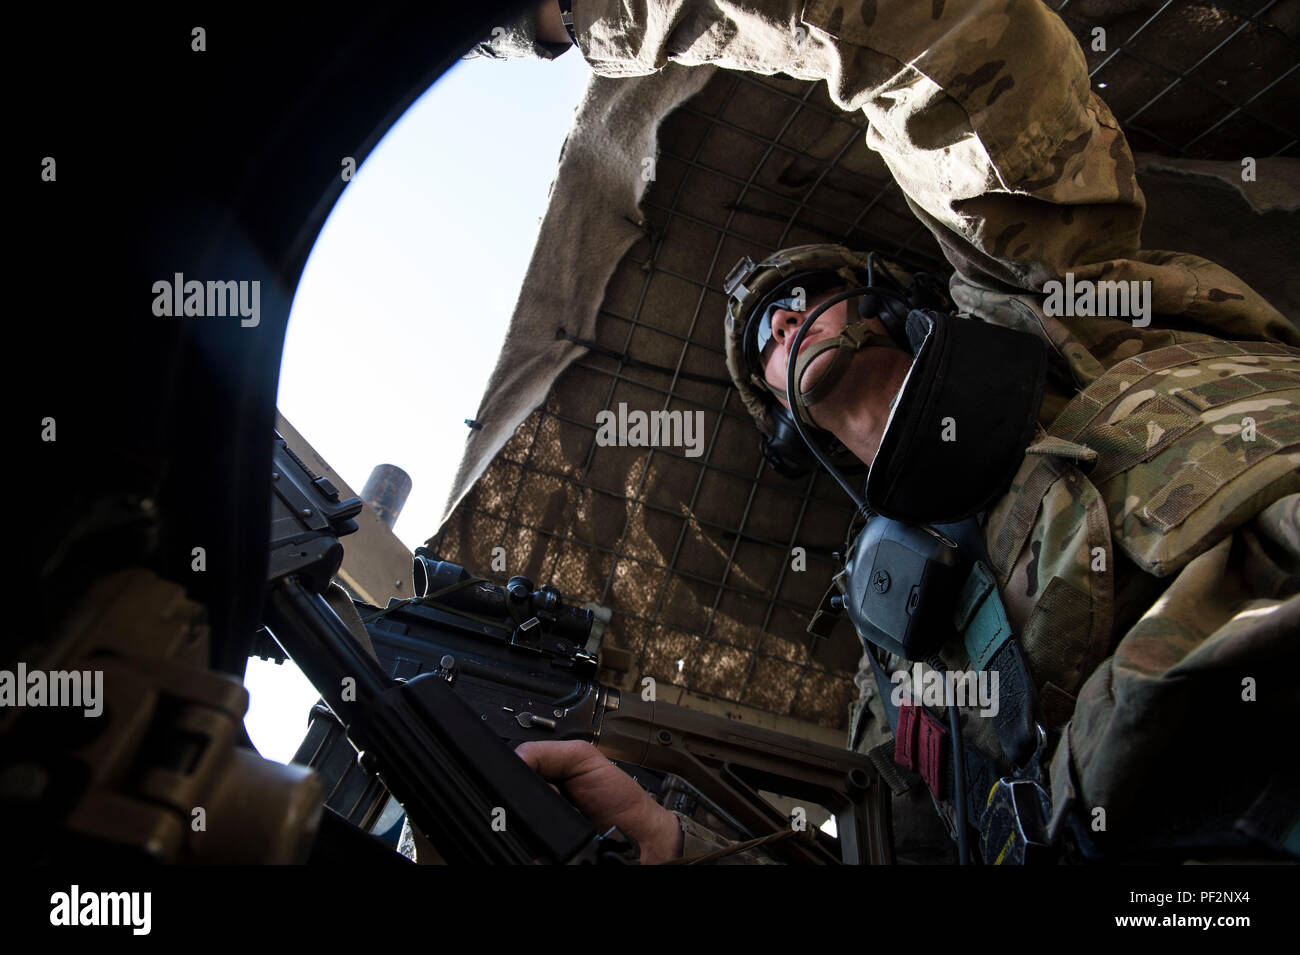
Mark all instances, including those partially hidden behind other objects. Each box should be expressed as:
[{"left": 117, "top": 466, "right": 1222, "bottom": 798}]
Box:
[
  {"left": 751, "top": 281, "right": 842, "bottom": 369},
  {"left": 754, "top": 295, "right": 805, "bottom": 368}
]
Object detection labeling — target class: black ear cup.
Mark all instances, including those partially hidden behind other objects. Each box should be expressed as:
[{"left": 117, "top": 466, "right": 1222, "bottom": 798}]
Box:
[
  {"left": 760, "top": 401, "right": 820, "bottom": 477},
  {"left": 761, "top": 400, "right": 866, "bottom": 478}
]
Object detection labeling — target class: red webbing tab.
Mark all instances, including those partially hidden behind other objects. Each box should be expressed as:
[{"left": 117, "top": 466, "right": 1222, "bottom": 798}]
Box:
[
  {"left": 917, "top": 710, "right": 948, "bottom": 799},
  {"left": 894, "top": 703, "right": 919, "bottom": 771}
]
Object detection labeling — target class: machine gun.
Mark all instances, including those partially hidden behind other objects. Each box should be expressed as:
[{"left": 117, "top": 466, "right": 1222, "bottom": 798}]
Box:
[{"left": 261, "top": 431, "right": 893, "bottom": 864}]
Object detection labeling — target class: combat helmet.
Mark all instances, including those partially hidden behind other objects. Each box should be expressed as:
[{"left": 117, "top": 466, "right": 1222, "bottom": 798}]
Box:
[{"left": 722, "top": 244, "right": 951, "bottom": 477}]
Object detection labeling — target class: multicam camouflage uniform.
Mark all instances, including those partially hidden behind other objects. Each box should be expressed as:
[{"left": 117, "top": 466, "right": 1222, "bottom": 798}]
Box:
[{"left": 474, "top": 1, "right": 1300, "bottom": 861}]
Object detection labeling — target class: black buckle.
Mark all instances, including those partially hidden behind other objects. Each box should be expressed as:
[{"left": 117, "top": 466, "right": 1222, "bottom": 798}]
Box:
[
  {"left": 979, "top": 777, "right": 1051, "bottom": 864},
  {"left": 978, "top": 723, "right": 1053, "bottom": 864}
]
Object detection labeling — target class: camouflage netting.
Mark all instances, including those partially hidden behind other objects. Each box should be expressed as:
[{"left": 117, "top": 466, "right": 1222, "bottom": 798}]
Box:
[{"left": 432, "top": 0, "right": 1300, "bottom": 734}]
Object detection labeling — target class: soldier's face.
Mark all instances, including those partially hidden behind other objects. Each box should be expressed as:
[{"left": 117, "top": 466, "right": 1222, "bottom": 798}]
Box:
[
  {"left": 761, "top": 291, "right": 852, "bottom": 398},
  {"left": 760, "top": 291, "right": 910, "bottom": 465}
]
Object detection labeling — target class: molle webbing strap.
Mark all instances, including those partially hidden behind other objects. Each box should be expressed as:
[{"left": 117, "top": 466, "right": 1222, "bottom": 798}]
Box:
[
  {"left": 1143, "top": 415, "right": 1299, "bottom": 532},
  {"left": 892, "top": 702, "right": 951, "bottom": 801},
  {"left": 953, "top": 559, "right": 1009, "bottom": 672},
  {"left": 916, "top": 708, "right": 948, "bottom": 800},
  {"left": 1046, "top": 341, "right": 1290, "bottom": 441},
  {"left": 1043, "top": 340, "right": 1300, "bottom": 538},
  {"left": 866, "top": 740, "right": 915, "bottom": 796},
  {"left": 940, "top": 517, "right": 1042, "bottom": 768},
  {"left": 861, "top": 648, "right": 922, "bottom": 789},
  {"left": 990, "top": 456, "right": 1065, "bottom": 577},
  {"left": 894, "top": 698, "right": 918, "bottom": 771}
]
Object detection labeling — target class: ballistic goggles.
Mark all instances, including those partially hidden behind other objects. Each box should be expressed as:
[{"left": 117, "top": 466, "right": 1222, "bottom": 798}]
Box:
[{"left": 741, "top": 272, "right": 847, "bottom": 378}]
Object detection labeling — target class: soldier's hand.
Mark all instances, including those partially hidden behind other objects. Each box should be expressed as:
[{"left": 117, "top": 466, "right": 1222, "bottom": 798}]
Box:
[{"left": 515, "top": 739, "right": 684, "bottom": 864}]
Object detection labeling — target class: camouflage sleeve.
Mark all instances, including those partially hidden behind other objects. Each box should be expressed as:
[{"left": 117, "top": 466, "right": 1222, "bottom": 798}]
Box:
[
  {"left": 1047, "top": 493, "right": 1300, "bottom": 859},
  {"left": 557, "top": 0, "right": 1296, "bottom": 367}
]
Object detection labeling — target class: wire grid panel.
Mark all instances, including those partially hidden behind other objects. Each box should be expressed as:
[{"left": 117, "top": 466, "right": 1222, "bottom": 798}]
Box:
[
  {"left": 1054, "top": 0, "right": 1298, "bottom": 157},
  {"left": 430, "top": 70, "right": 908, "bottom": 730}
]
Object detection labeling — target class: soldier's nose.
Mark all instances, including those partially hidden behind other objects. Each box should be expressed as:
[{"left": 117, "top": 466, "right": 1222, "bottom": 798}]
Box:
[{"left": 772, "top": 309, "right": 799, "bottom": 341}]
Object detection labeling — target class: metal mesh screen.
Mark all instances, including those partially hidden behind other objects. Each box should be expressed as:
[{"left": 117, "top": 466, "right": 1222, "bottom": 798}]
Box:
[
  {"left": 429, "top": 1, "right": 1299, "bottom": 734},
  {"left": 1055, "top": 0, "right": 1298, "bottom": 158}
]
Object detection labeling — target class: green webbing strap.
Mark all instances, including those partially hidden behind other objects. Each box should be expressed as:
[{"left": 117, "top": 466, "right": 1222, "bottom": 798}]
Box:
[
  {"left": 939, "top": 518, "right": 1043, "bottom": 769},
  {"left": 949, "top": 549, "right": 1052, "bottom": 861},
  {"left": 953, "top": 559, "right": 1013, "bottom": 673}
]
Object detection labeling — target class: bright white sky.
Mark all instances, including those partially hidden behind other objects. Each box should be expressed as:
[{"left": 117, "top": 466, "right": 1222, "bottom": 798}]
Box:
[{"left": 248, "top": 49, "right": 592, "bottom": 764}]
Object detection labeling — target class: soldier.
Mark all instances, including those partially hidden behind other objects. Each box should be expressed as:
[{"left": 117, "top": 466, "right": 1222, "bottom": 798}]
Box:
[{"left": 478, "top": 1, "right": 1300, "bottom": 862}]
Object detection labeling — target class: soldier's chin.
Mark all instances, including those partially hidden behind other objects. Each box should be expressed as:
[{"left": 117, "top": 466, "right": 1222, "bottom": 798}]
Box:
[
  {"left": 795, "top": 351, "right": 831, "bottom": 390},
  {"left": 774, "top": 356, "right": 834, "bottom": 416}
]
